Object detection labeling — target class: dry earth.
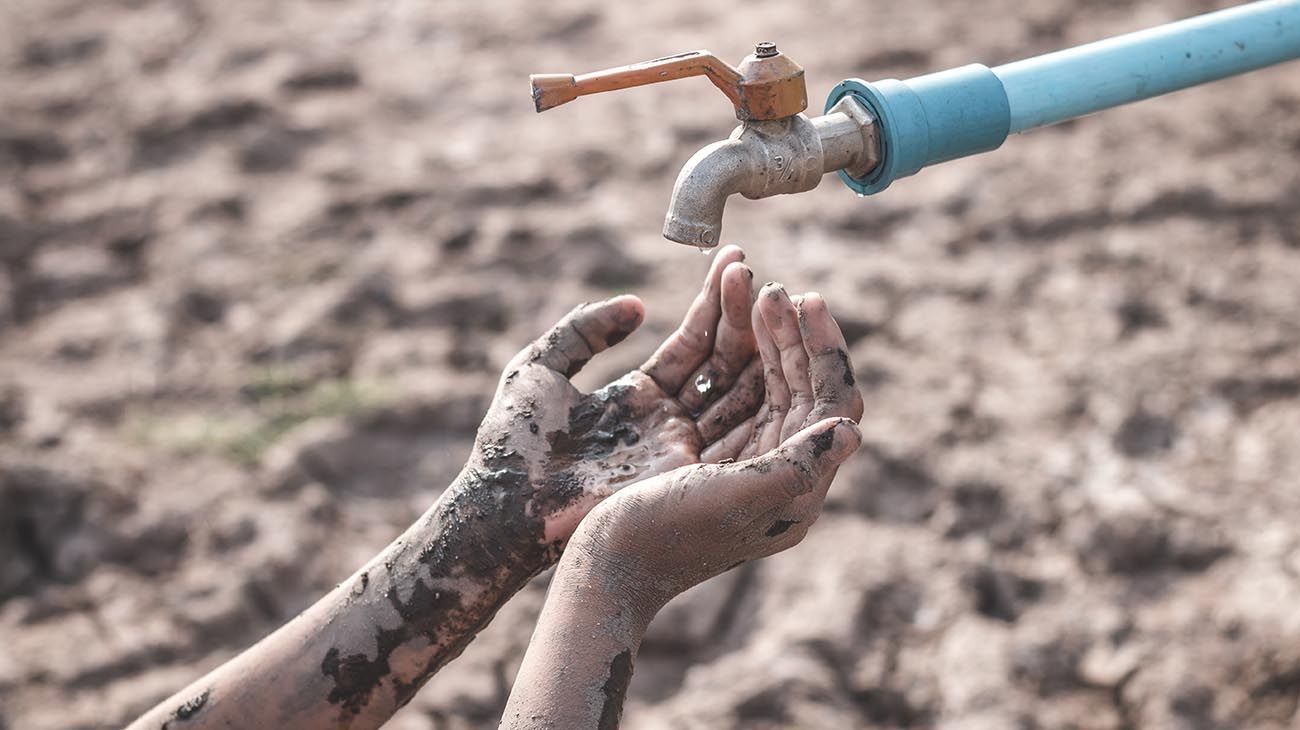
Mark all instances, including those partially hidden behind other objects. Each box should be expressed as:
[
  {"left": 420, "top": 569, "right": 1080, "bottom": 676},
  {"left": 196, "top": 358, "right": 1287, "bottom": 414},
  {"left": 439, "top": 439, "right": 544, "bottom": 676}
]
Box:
[{"left": 2, "top": 0, "right": 1299, "bottom": 728}]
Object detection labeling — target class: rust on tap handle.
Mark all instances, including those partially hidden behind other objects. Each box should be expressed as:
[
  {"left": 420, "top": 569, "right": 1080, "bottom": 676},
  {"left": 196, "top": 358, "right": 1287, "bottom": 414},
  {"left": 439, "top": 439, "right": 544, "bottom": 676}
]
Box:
[
  {"left": 530, "top": 50, "right": 742, "bottom": 112},
  {"left": 530, "top": 44, "right": 807, "bottom": 121}
]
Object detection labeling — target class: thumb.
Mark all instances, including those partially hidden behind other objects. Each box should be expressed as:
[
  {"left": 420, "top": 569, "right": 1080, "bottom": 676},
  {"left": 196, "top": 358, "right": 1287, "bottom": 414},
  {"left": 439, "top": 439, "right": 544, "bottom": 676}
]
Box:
[
  {"left": 523, "top": 295, "right": 645, "bottom": 378},
  {"left": 719, "top": 417, "right": 862, "bottom": 506}
]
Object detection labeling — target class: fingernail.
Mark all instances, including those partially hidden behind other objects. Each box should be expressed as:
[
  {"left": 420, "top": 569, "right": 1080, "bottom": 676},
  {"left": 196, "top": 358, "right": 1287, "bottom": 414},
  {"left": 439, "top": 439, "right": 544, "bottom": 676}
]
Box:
[
  {"left": 815, "top": 418, "right": 861, "bottom": 459},
  {"left": 724, "top": 261, "right": 749, "bottom": 277},
  {"left": 838, "top": 418, "right": 863, "bottom": 449},
  {"left": 610, "top": 314, "right": 640, "bottom": 338},
  {"left": 610, "top": 297, "right": 644, "bottom": 326}
]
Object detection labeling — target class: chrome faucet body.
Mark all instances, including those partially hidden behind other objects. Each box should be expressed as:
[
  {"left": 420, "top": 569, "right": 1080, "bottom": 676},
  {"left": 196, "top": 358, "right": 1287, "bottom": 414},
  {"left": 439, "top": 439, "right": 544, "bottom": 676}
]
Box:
[{"left": 663, "top": 97, "right": 879, "bottom": 247}]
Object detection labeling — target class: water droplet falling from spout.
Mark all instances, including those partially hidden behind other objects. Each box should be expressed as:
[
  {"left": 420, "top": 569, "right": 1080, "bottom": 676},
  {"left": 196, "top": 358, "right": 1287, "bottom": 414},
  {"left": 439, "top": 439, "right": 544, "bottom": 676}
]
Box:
[
  {"left": 694, "top": 372, "right": 712, "bottom": 395},
  {"left": 697, "top": 246, "right": 712, "bottom": 255}
]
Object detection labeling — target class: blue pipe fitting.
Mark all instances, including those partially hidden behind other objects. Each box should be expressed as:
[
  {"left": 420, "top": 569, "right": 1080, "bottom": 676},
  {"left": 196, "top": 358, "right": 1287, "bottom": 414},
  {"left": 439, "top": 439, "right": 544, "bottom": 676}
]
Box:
[
  {"left": 825, "top": 65, "right": 1010, "bottom": 195},
  {"left": 828, "top": 0, "right": 1300, "bottom": 196}
]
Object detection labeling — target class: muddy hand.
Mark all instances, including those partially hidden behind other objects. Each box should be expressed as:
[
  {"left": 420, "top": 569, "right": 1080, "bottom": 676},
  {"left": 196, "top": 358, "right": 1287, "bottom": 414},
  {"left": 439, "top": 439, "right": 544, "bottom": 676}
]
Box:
[
  {"left": 465, "top": 244, "right": 763, "bottom": 557},
  {"left": 500, "top": 420, "right": 861, "bottom": 730},
  {"left": 570, "top": 417, "right": 862, "bottom": 606},
  {"left": 699, "top": 284, "right": 864, "bottom": 462},
  {"left": 499, "top": 288, "right": 863, "bottom": 730},
  {"left": 565, "top": 281, "right": 866, "bottom": 605}
]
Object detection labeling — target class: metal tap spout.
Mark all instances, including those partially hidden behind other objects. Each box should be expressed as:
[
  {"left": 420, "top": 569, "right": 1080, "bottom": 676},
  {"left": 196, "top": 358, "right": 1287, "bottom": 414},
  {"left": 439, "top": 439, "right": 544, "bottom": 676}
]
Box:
[
  {"left": 662, "top": 139, "right": 753, "bottom": 248},
  {"left": 662, "top": 96, "right": 880, "bottom": 247}
]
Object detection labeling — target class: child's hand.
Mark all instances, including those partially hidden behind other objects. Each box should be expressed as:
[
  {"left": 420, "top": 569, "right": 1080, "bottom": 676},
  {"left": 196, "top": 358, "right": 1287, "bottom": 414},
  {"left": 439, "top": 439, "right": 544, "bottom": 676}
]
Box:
[
  {"left": 454, "top": 246, "right": 767, "bottom": 570},
  {"left": 565, "top": 288, "right": 864, "bottom": 608},
  {"left": 702, "top": 284, "right": 864, "bottom": 462},
  {"left": 571, "top": 416, "right": 861, "bottom": 607}
]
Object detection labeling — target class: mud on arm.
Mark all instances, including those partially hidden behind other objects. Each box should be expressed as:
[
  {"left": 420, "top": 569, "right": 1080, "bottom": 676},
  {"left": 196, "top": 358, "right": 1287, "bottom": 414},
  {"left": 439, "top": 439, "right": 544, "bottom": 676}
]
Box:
[{"left": 127, "top": 465, "right": 582, "bottom": 730}]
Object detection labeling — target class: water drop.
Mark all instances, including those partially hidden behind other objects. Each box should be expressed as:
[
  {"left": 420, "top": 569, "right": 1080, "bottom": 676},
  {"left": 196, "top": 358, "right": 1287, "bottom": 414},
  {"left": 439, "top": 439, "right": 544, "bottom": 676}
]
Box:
[
  {"left": 856, "top": 193, "right": 866, "bottom": 199},
  {"left": 697, "top": 246, "right": 712, "bottom": 256},
  {"left": 694, "top": 372, "right": 712, "bottom": 395}
]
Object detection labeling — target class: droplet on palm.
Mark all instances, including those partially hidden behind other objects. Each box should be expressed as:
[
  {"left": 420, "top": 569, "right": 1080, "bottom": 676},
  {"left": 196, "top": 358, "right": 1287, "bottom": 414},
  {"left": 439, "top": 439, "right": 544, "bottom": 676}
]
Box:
[{"left": 694, "top": 372, "right": 713, "bottom": 395}]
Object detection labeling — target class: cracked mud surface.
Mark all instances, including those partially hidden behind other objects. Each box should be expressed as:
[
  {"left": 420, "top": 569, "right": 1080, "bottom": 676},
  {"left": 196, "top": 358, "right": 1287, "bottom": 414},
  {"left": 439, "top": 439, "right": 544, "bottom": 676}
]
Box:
[{"left": 2, "top": 0, "right": 1300, "bottom": 728}]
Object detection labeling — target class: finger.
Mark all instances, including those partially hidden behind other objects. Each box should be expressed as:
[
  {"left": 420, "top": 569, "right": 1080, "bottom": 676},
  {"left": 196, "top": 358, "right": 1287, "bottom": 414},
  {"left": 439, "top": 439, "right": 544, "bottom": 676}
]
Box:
[
  {"left": 799, "top": 293, "right": 865, "bottom": 423},
  {"left": 701, "top": 414, "right": 755, "bottom": 463},
  {"left": 677, "top": 261, "right": 757, "bottom": 412},
  {"left": 697, "top": 356, "right": 764, "bottom": 443},
  {"left": 524, "top": 295, "right": 645, "bottom": 378},
  {"left": 747, "top": 284, "right": 791, "bottom": 456},
  {"left": 716, "top": 417, "right": 862, "bottom": 510},
  {"left": 758, "top": 286, "right": 813, "bottom": 441},
  {"left": 640, "top": 245, "right": 745, "bottom": 392}
]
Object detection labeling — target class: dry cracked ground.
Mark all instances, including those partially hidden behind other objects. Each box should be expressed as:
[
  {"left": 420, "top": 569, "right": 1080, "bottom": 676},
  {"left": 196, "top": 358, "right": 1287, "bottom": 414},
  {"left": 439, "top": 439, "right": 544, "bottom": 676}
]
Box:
[{"left": 2, "top": 0, "right": 1300, "bottom": 728}]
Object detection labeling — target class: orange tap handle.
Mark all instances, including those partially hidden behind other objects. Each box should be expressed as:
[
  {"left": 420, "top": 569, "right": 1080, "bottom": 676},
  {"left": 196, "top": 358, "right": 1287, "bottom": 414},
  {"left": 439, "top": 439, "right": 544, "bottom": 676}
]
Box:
[{"left": 530, "top": 50, "right": 743, "bottom": 113}]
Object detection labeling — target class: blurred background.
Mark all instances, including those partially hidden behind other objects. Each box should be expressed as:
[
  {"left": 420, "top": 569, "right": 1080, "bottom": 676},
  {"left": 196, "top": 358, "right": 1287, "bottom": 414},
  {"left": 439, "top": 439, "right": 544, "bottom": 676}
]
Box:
[{"left": 2, "top": 0, "right": 1299, "bottom": 728}]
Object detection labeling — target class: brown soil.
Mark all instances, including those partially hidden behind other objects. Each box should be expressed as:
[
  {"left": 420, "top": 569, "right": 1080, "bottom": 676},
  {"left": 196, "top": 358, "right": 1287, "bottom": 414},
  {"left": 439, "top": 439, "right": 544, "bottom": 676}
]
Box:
[{"left": 3, "top": 1, "right": 1299, "bottom": 728}]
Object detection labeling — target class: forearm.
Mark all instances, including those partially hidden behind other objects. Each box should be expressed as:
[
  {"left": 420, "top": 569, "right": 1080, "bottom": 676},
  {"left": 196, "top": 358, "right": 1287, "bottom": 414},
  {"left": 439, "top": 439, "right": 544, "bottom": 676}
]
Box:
[
  {"left": 130, "top": 469, "right": 557, "bottom": 730},
  {"left": 500, "top": 416, "right": 864, "bottom": 730},
  {"left": 500, "top": 544, "right": 663, "bottom": 730}
]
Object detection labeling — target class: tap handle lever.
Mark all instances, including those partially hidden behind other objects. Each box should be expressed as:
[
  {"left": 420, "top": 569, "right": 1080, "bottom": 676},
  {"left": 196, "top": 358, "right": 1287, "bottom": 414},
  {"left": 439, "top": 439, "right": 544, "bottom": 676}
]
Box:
[
  {"left": 531, "top": 43, "right": 807, "bottom": 121},
  {"left": 531, "top": 50, "right": 741, "bottom": 112}
]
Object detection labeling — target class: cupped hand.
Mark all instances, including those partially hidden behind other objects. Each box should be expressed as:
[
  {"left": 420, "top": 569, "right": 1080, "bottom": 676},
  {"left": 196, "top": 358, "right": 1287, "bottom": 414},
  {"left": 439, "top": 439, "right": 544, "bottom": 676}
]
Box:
[
  {"left": 461, "top": 245, "right": 768, "bottom": 554},
  {"left": 565, "top": 287, "right": 865, "bottom": 605},
  {"left": 699, "top": 283, "right": 865, "bottom": 462}
]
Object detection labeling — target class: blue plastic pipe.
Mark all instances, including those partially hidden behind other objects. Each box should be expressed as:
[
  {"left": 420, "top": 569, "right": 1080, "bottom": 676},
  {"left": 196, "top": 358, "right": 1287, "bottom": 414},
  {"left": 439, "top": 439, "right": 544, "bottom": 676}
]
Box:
[{"left": 826, "top": 0, "right": 1300, "bottom": 195}]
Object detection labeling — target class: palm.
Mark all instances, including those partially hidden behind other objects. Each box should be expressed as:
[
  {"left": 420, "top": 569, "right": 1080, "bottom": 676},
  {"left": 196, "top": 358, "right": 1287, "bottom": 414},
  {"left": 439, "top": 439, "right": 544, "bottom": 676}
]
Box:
[
  {"left": 468, "top": 247, "right": 763, "bottom": 541},
  {"left": 540, "top": 372, "right": 702, "bottom": 482}
]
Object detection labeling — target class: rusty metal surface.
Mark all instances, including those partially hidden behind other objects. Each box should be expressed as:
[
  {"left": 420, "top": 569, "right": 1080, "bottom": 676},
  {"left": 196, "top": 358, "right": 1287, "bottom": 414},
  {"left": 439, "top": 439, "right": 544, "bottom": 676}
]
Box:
[
  {"left": 529, "top": 44, "right": 806, "bottom": 121},
  {"left": 734, "top": 45, "right": 807, "bottom": 121}
]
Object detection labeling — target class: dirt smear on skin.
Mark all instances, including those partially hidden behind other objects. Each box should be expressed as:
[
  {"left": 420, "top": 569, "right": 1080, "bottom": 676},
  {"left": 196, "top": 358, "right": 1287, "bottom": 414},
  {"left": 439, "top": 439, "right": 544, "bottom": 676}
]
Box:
[
  {"left": 598, "top": 649, "right": 634, "bottom": 730},
  {"left": 809, "top": 427, "right": 836, "bottom": 457},
  {"left": 546, "top": 384, "right": 640, "bottom": 462},
  {"left": 320, "top": 578, "right": 464, "bottom": 715},
  {"left": 321, "top": 427, "right": 582, "bottom": 716},
  {"left": 319, "top": 381, "right": 650, "bottom": 718},
  {"left": 836, "top": 349, "right": 855, "bottom": 387},
  {"left": 764, "top": 519, "right": 798, "bottom": 537},
  {"left": 160, "top": 688, "right": 210, "bottom": 729}
]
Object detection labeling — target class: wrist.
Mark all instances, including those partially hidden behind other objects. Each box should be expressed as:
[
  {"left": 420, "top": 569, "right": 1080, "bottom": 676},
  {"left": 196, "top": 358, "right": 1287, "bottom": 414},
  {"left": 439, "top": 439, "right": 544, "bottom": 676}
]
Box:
[
  {"left": 434, "top": 469, "right": 560, "bottom": 581},
  {"left": 560, "top": 510, "right": 673, "bottom": 628}
]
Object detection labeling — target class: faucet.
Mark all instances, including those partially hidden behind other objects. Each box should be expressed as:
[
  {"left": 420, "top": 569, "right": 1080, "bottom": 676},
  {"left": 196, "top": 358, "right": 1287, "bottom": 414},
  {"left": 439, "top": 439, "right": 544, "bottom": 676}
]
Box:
[
  {"left": 530, "top": 3, "right": 1300, "bottom": 249},
  {"left": 530, "top": 44, "right": 880, "bottom": 248}
]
